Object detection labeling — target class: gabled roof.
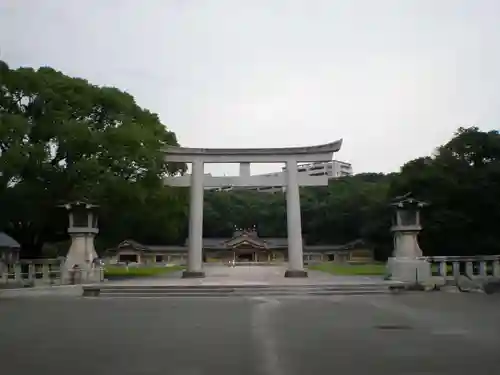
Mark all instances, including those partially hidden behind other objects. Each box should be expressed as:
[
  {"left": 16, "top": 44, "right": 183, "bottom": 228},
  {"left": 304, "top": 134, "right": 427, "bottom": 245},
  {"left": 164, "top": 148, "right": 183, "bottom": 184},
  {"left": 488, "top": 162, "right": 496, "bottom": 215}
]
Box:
[
  {"left": 117, "top": 239, "right": 148, "bottom": 251},
  {"left": 0, "top": 232, "right": 21, "bottom": 249},
  {"left": 114, "top": 240, "right": 186, "bottom": 253},
  {"left": 184, "top": 236, "right": 290, "bottom": 249},
  {"left": 224, "top": 234, "right": 267, "bottom": 249}
]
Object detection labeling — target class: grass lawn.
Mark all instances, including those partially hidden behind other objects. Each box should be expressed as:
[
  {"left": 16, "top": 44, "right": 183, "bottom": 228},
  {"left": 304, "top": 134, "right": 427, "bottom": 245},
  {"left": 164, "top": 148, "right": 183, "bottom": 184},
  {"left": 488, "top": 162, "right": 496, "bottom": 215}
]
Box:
[
  {"left": 104, "top": 265, "right": 184, "bottom": 278},
  {"left": 308, "top": 262, "right": 387, "bottom": 276}
]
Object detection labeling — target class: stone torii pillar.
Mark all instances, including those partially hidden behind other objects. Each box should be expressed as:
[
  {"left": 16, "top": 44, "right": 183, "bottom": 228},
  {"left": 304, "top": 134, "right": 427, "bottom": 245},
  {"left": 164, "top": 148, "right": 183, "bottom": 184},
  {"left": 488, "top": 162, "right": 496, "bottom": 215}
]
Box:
[
  {"left": 284, "top": 159, "right": 307, "bottom": 277},
  {"left": 184, "top": 159, "right": 205, "bottom": 278},
  {"left": 163, "top": 140, "right": 343, "bottom": 278}
]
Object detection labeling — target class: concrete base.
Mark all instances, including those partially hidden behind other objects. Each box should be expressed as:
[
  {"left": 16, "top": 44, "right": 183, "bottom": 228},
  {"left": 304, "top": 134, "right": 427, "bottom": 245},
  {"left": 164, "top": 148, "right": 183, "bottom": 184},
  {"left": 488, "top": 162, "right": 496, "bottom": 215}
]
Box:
[
  {"left": 482, "top": 279, "right": 500, "bottom": 295},
  {"left": 182, "top": 271, "right": 205, "bottom": 278},
  {"left": 0, "top": 285, "right": 83, "bottom": 298},
  {"left": 284, "top": 270, "right": 308, "bottom": 278},
  {"left": 387, "top": 258, "right": 431, "bottom": 284},
  {"left": 82, "top": 287, "right": 101, "bottom": 297},
  {"left": 62, "top": 268, "right": 102, "bottom": 285}
]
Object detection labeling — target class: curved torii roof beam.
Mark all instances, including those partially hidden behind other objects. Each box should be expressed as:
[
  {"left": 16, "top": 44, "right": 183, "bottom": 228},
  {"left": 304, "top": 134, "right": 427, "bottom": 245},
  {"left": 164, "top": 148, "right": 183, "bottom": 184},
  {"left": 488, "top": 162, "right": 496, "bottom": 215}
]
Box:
[{"left": 163, "top": 139, "right": 342, "bottom": 163}]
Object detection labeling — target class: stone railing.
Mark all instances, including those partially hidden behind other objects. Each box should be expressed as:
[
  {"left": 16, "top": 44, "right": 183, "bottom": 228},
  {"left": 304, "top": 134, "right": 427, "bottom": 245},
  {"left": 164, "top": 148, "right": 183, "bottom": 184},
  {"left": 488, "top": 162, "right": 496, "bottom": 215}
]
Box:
[
  {"left": 0, "top": 259, "right": 104, "bottom": 286},
  {"left": 420, "top": 256, "right": 500, "bottom": 280}
]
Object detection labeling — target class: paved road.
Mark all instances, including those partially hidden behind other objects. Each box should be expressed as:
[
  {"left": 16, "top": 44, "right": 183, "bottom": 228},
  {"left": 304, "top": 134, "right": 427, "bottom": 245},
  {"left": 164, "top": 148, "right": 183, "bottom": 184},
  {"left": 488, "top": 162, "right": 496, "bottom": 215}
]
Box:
[{"left": 1, "top": 293, "right": 499, "bottom": 374}]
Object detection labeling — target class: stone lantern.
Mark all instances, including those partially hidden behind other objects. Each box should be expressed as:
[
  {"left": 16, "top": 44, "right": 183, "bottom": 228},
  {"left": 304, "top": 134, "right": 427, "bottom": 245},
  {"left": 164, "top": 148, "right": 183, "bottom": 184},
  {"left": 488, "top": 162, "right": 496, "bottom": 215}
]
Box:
[
  {"left": 390, "top": 193, "right": 427, "bottom": 258},
  {"left": 387, "top": 193, "right": 431, "bottom": 284},
  {"left": 58, "top": 201, "right": 101, "bottom": 283}
]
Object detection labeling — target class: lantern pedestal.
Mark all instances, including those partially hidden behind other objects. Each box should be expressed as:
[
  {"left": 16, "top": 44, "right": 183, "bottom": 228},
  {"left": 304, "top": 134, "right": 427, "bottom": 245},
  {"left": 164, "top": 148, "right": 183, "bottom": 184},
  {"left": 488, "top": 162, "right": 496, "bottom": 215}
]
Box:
[
  {"left": 62, "top": 232, "right": 101, "bottom": 284},
  {"left": 392, "top": 226, "right": 423, "bottom": 258}
]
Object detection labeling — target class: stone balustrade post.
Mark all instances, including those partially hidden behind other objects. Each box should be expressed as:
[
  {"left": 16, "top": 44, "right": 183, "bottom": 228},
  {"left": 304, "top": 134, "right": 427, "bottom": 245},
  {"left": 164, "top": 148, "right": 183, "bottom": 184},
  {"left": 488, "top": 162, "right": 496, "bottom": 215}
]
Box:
[
  {"left": 452, "top": 261, "right": 460, "bottom": 277},
  {"left": 493, "top": 260, "right": 500, "bottom": 277},
  {"left": 90, "top": 268, "right": 96, "bottom": 283},
  {"left": 1, "top": 264, "right": 7, "bottom": 283},
  {"left": 479, "top": 261, "right": 487, "bottom": 277},
  {"left": 84, "top": 268, "right": 91, "bottom": 283},
  {"left": 14, "top": 264, "right": 22, "bottom": 282},
  {"left": 28, "top": 264, "right": 35, "bottom": 282},
  {"left": 56, "top": 264, "right": 64, "bottom": 285},
  {"left": 439, "top": 261, "right": 447, "bottom": 278},
  {"left": 42, "top": 264, "right": 50, "bottom": 284},
  {"left": 466, "top": 261, "right": 474, "bottom": 277}
]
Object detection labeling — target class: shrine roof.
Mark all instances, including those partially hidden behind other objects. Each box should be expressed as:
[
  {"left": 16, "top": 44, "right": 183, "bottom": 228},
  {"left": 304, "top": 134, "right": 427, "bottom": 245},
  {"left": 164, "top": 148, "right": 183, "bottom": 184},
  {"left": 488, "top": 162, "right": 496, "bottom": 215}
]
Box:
[
  {"left": 0, "top": 232, "right": 21, "bottom": 250},
  {"left": 107, "top": 236, "right": 366, "bottom": 254}
]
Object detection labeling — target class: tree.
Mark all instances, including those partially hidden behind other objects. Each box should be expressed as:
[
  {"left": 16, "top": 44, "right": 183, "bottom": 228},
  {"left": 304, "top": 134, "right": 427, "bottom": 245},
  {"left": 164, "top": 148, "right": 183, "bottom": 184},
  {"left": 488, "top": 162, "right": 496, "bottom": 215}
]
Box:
[
  {"left": 0, "top": 61, "right": 186, "bottom": 256},
  {"left": 203, "top": 190, "right": 287, "bottom": 237},
  {"left": 389, "top": 127, "right": 500, "bottom": 256},
  {"left": 202, "top": 173, "right": 394, "bottom": 259}
]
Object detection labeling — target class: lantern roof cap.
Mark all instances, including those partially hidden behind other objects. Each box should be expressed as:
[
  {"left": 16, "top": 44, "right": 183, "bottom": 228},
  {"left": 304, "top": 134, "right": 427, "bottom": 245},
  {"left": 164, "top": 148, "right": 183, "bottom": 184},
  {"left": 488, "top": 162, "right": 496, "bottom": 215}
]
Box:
[
  {"left": 57, "top": 200, "right": 99, "bottom": 210},
  {"left": 389, "top": 192, "right": 428, "bottom": 209}
]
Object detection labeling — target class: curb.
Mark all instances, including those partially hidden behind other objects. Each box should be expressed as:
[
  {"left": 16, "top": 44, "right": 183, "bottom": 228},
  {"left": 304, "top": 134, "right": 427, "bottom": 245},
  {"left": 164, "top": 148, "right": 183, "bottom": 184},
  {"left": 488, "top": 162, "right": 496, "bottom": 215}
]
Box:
[{"left": 0, "top": 285, "right": 84, "bottom": 298}]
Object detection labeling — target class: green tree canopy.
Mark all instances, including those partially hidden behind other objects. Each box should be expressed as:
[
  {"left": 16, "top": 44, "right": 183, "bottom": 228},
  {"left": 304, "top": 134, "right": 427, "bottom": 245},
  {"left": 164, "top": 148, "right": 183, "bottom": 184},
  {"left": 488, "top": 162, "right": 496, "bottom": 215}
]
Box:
[
  {"left": 0, "top": 61, "right": 186, "bottom": 256},
  {"left": 390, "top": 127, "right": 500, "bottom": 256}
]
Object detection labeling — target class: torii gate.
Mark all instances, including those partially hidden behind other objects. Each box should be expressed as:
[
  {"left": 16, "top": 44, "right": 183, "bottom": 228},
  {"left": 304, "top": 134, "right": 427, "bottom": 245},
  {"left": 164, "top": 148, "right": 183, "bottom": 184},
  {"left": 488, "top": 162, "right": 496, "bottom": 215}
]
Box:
[{"left": 163, "top": 140, "right": 343, "bottom": 278}]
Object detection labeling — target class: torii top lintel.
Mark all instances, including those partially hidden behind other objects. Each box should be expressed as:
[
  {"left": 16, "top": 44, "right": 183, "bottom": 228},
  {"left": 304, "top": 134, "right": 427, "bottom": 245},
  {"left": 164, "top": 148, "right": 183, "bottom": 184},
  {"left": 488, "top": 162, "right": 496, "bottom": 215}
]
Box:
[{"left": 163, "top": 139, "right": 343, "bottom": 163}]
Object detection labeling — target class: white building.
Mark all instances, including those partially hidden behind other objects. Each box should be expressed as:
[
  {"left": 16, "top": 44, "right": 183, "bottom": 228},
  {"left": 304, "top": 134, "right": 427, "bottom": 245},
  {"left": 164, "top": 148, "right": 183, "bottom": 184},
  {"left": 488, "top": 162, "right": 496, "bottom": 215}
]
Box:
[
  {"left": 286, "top": 160, "right": 353, "bottom": 178},
  {"left": 211, "top": 160, "right": 353, "bottom": 192}
]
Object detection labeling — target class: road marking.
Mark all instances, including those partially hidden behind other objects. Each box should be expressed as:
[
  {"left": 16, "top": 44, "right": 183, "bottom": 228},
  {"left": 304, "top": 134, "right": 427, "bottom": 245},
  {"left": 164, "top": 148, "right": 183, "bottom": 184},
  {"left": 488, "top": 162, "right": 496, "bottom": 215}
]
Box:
[{"left": 251, "top": 297, "right": 285, "bottom": 375}]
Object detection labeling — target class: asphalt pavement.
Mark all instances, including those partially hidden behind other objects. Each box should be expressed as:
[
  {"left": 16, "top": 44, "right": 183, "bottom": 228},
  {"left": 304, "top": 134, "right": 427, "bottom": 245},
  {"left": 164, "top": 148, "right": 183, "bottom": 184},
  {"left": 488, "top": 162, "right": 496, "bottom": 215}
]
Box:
[{"left": 1, "top": 293, "right": 499, "bottom": 375}]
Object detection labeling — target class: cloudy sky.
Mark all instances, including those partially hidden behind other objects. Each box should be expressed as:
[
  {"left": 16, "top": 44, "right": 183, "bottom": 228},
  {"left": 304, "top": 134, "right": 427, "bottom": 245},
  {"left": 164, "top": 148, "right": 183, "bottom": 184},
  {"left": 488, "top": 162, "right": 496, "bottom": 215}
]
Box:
[{"left": 1, "top": 0, "right": 499, "bottom": 176}]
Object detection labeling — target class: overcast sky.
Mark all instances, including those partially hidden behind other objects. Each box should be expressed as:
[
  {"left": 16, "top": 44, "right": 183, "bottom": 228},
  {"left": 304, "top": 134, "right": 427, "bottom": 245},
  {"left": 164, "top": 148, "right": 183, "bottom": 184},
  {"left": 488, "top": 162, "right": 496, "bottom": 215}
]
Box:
[{"left": 1, "top": 0, "right": 499, "bottom": 176}]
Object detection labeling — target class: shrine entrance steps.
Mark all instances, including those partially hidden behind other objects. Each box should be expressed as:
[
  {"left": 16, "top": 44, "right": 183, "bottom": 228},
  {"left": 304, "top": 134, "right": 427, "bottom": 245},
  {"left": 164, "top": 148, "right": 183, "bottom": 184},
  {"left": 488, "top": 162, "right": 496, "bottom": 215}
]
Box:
[{"left": 83, "top": 282, "right": 405, "bottom": 298}]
